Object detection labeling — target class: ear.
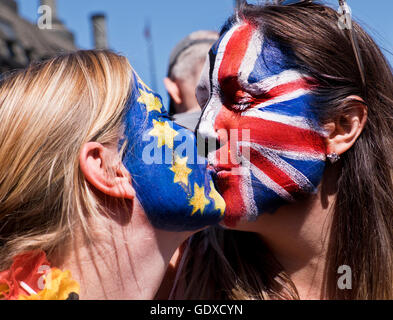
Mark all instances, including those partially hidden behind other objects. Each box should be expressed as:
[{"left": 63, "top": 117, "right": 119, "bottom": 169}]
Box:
[
  {"left": 324, "top": 96, "right": 368, "bottom": 156},
  {"left": 164, "top": 77, "right": 182, "bottom": 105},
  {"left": 79, "top": 142, "right": 135, "bottom": 200}
]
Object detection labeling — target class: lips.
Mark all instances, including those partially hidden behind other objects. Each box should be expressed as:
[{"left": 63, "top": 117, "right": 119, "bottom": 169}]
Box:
[
  {"left": 211, "top": 164, "right": 248, "bottom": 227},
  {"left": 216, "top": 170, "right": 233, "bottom": 179},
  {"left": 208, "top": 164, "right": 234, "bottom": 174},
  {"left": 211, "top": 163, "right": 245, "bottom": 182}
]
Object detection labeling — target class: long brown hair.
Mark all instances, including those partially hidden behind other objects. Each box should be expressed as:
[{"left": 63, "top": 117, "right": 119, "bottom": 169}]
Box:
[{"left": 176, "top": 1, "right": 393, "bottom": 300}]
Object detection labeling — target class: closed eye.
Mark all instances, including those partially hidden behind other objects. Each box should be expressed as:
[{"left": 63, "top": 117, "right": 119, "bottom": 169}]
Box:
[{"left": 220, "top": 89, "right": 254, "bottom": 112}]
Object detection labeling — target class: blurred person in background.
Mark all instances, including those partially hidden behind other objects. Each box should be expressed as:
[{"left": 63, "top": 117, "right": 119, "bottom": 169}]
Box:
[{"left": 164, "top": 30, "right": 219, "bottom": 131}]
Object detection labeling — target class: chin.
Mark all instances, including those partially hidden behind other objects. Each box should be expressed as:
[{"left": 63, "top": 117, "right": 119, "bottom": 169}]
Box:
[
  {"left": 218, "top": 213, "right": 265, "bottom": 233},
  {"left": 214, "top": 175, "right": 247, "bottom": 225}
]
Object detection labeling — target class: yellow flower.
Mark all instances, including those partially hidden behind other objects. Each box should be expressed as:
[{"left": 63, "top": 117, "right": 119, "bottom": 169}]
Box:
[
  {"left": 18, "top": 268, "right": 80, "bottom": 300},
  {"left": 0, "top": 283, "right": 9, "bottom": 299}
]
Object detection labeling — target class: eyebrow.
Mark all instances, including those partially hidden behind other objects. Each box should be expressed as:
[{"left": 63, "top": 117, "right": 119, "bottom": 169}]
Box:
[
  {"left": 196, "top": 82, "right": 208, "bottom": 94},
  {"left": 219, "top": 75, "right": 249, "bottom": 98}
]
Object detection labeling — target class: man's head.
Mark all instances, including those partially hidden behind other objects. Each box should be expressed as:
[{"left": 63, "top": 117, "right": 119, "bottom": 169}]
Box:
[{"left": 164, "top": 30, "right": 219, "bottom": 117}]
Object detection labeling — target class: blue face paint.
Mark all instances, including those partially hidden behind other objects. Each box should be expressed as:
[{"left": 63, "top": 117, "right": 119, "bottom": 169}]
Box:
[{"left": 121, "top": 71, "right": 225, "bottom": 231}]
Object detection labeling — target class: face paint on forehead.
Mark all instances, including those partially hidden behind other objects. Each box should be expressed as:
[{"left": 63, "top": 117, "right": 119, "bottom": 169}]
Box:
[
  {"left": 121, "top": 71, "right": 225, "bottom": 231},
  {"left": 198, "top": 23, "right": 245, "bottom": 141},
  {"left": 197, "top": 21, "right": 327, "bottom": 227}
]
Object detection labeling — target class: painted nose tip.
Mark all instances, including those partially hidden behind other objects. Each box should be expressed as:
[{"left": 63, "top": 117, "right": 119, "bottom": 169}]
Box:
[{"left": 197, "top": 121, "right": 218, "bottom": 141}]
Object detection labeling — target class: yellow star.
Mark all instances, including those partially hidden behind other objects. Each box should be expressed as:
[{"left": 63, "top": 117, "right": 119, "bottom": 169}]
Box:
[
  {"left": 170, "top": 155, "right": 192, "bottom": 186},
  {"left": 137, "top": 89, "right": 162, "bottom": 113},
  {"left": 189, "top": 183, "right": 210, "bottom": 216},
  {"left": 148, "top": 120, "right": 179, "bottom": 149},
  {"left": 209, "top": 181, "right": 226, "bottom": 217}
]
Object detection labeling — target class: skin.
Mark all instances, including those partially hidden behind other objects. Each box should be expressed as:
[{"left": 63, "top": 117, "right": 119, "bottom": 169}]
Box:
[
  {"left": 194, "top": 21, "right": 368, "bottom": 299},
  {"left": 164, "top": 60, "right": 206, "bottom": 114},
  {"left": 56, "top": 142, "right": 193, "bottom": 299}
]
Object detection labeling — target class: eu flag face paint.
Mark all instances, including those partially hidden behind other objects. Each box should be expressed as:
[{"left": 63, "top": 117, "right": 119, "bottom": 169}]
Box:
[
  {"left": 197, "top": 22, "right": 327, "bottom": 227},
  {"left": 121, "top": 71, "right": 225, "bottom": 231}
]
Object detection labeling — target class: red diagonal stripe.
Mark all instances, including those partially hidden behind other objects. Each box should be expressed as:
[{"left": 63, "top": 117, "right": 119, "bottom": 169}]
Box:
[
  {"left": 218, "top": 24, "right": 254, "bottom": 95},
  {"left": 239, "top": 116, "right": 326, "bottom": 155},
  {"left": 247, "top": 147, "right": 301, "bottom": 196},
  {"left": 249, "top": 78, "right": 313, "bottom": 108}
]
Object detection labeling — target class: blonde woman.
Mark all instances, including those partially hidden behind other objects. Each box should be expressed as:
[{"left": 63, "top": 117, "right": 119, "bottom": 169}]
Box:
[{"left": 0, "top": 50, "right": 224, "bottom": 300}]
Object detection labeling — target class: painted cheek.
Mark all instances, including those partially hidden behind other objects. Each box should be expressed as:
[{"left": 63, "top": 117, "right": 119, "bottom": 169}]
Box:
[
  {"left": 213, "top": 108, "right": 248, "bottom": 224},
  {"left": 214, "top": 104, "right": 242, "bottom": 132},
  {"left": 238, "top": 116, "right": 326, "bottom": 155}
]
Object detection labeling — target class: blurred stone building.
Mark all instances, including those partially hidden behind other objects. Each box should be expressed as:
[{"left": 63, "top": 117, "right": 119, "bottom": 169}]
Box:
[{"left": 0, "top": 0, "right": 77, "bottom": 73}]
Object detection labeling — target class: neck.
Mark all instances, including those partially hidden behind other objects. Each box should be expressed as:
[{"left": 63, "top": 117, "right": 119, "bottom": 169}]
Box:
[
  {"left": 237, "top": 170, "right": 337, "bottom": 299},
  {"left": 58, "top": 202, "right": 191, "bottom": 300},
  {"left": 268, "top": 194, "right": 333, "bottom": 300}
]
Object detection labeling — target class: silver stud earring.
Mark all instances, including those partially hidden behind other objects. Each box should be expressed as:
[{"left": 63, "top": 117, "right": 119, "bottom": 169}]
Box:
[{"left": 327, "top": 153, "right": 340, "bottom": 164}]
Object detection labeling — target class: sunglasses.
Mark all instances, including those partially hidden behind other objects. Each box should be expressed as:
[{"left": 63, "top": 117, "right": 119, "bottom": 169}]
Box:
[{"left": 272, "top": 0, "right": 366, "bottom": 91}]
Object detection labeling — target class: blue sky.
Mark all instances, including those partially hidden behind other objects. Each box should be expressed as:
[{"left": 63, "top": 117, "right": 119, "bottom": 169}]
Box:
[{"left": 16, "top": 0, "right": 393, "bottom": 102}]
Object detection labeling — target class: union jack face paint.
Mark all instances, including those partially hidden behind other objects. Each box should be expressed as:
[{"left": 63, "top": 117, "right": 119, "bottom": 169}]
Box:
[{"left": 197, "top": 21, "right": 327, "bottom": 226}]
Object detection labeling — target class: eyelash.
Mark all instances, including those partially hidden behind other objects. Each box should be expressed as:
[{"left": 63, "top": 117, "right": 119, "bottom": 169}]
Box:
[
  {"left": 219, "top": 90, "right": 253, "bottom": 111},
  {"left": 230, "top": 101, "right": 252, "bottom": 111}
]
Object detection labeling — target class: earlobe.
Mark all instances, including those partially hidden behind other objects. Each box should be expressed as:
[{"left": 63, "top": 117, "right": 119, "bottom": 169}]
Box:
[
  {"left": 324, "top": 97, "right": 368, "bottom": 156},
  {"left": 164, "top": 77, "right": 182, "bottom": 105},
  {"left": 79, "top": 142, "right": 135, "bottom": 200}
]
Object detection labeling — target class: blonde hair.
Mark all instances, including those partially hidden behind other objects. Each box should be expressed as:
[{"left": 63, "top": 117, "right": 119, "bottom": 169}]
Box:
[{"left": 0, "top": 50, "right": 132, "bottom": 270}]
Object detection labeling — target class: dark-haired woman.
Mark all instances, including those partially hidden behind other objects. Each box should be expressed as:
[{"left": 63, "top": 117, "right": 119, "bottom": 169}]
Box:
[{"left": 168, "top": 1, "right": 393, "bottom": 300}]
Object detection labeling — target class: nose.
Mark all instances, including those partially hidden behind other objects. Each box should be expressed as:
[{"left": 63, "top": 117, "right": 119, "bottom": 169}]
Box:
[
  {"left": 196, "top": 111, "right": 217, "bottom": 141},
  {"left": 195, "top": 101, "right": 221, "bottom": 158}
]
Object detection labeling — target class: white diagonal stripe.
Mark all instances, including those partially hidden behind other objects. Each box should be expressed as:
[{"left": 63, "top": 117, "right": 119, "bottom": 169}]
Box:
[
  {"left": 245, "top": 69, "right": 310, "bottom": 94},
  {"left": 240, "top": 155, "right": 294, "bottom": 202},
  {"left": 248, "top": 143, "right": 316, "bottom": 193}
]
